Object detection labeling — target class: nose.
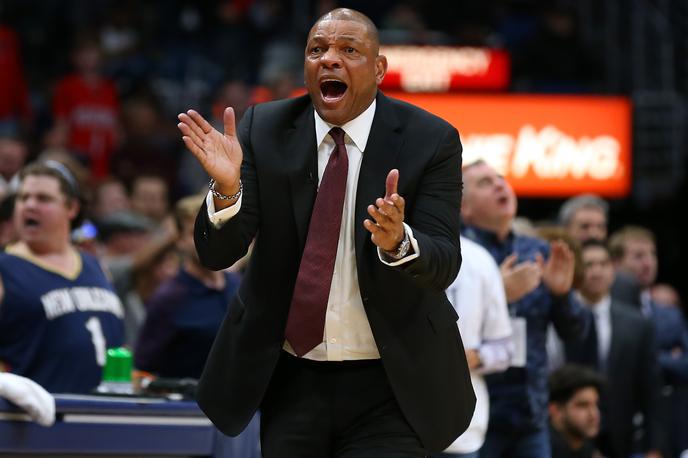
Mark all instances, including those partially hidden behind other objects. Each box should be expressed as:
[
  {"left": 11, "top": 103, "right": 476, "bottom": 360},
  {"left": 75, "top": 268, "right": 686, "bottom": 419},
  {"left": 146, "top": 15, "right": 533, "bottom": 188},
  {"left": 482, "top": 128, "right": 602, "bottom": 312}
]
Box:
[{"left": 321, "top": 48, "right": 342, "bottom": 68}]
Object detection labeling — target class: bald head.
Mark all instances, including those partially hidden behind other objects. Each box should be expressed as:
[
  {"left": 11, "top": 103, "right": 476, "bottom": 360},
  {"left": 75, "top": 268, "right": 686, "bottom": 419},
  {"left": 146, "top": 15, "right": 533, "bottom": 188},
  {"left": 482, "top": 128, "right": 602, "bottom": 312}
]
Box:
[{"left": 311, "top": 8, "right": 380, "bottom": 54}]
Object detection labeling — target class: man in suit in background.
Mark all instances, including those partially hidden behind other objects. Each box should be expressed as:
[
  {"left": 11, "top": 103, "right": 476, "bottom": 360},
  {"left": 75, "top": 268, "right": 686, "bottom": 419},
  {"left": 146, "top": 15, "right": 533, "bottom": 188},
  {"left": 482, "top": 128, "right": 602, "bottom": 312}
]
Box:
[
  {"left": 610, "top": 226, "right": 688, "bottom": 457},
  {"left": 565, "top": 239, "right": 663, "bottom": 458},
  {"left": 177, "top": 8, "right": 474, "bottom": 458}
]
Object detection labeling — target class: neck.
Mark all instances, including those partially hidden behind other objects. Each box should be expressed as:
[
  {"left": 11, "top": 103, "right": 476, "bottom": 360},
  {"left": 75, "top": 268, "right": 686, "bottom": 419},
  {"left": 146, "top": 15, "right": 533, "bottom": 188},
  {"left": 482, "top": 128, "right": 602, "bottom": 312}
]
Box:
[
  {"left": 466, "top": 219, "right": 511, "bottom": 241},
  {"left": 23, "top": 238, "right": 72, "bottom": 257},
  {"left": 563, "top": 430, "right": 584, "bottom": 450},
  {"left": 552, "top": 420, "right": 584, "bottom": 451},
  {"left": 82, "top": 72, "right": 101, "bottom": 85},
  {"left": 184, "top": 259, "right": 225, "bottom": 289},
  {"left": 581, "top": 291, "right": 606, "bottom": 305}
]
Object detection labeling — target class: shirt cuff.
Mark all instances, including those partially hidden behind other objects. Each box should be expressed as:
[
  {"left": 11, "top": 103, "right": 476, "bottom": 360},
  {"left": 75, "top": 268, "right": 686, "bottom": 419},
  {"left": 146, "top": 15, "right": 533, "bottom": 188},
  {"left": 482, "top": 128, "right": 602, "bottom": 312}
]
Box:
[
  {"left": 476, "top": 336, "right": 514, "bottom": 375},
  {"left": 377, "top": 223, "right": 420, "bottom": 267},
  {"left": 206, "top": 191, "right": 242, "bottom": 228}
]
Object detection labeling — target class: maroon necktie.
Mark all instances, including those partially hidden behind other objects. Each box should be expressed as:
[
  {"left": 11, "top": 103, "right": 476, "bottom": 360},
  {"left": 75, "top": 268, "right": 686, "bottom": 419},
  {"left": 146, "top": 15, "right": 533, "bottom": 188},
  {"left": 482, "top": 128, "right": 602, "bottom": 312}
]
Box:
[{"left": 285, "top": 127, "right": 348, "bottom": 356}]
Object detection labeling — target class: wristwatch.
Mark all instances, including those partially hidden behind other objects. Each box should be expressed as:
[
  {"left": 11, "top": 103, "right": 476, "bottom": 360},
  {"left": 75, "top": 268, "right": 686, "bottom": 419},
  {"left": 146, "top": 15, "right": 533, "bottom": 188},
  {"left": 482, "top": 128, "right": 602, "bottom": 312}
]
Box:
[{"left": 386, "top": 231, "right": 411, "bottom": 260}]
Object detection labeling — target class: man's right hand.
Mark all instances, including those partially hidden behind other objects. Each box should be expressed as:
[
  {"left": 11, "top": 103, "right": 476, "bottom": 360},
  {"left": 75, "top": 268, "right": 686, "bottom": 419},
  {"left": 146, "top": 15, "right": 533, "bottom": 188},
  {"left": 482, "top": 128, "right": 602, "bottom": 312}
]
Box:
[
  {"left": 500, "top": 253, "right": 543, "bottom": 303},
  {"left": 177, "top": 107, "right": 243, "bottom": 209}
]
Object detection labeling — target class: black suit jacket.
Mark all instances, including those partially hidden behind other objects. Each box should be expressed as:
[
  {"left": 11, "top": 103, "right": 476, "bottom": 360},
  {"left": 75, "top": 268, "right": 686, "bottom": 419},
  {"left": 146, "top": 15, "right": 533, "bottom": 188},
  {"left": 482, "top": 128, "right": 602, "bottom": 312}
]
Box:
[
  {"left": 193, "top": 92, "right": 475, "bottom": 453},
  {"left": 566, "top": 301, "right": 662, "bottom": 458}
]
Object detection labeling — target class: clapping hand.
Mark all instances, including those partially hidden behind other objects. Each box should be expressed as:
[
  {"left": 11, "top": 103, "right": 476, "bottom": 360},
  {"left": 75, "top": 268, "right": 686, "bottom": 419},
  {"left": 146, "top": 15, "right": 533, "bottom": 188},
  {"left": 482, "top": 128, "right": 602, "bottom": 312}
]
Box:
[
  {"left": 363, "top": 169, "right": 406, "bottom": 252},
  {"left": 542, "top": 240, "right": 575, "bottom": 296},
  {"left": 177, "top": 107, "right": 243, "bottom": 206},
  {"left": 500, "top": 254, "right": 543, "bottom": 303}
]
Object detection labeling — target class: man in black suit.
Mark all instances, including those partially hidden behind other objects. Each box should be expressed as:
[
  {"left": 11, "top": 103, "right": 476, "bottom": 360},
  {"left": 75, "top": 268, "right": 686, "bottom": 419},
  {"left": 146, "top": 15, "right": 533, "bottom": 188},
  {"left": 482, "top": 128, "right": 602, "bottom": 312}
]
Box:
[
  {"left": 565, "top": 240, "right": 662, "bottom": 458},
  {"left": 177, "top": 8, "right": 474, "bottom": 458}
]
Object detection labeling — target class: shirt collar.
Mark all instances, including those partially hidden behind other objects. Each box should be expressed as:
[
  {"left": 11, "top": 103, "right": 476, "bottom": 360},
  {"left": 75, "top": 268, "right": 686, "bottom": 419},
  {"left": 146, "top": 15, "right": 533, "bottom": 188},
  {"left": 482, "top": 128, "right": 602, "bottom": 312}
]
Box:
[
  {"left": 576, "top": 291, "right": 612, "bottom": 317},
  {"left": 314, "top": 99, "right": 376, "bottom": 152},
  {"left": 462, "top": 224, "right": 514, "bottom": 248}
]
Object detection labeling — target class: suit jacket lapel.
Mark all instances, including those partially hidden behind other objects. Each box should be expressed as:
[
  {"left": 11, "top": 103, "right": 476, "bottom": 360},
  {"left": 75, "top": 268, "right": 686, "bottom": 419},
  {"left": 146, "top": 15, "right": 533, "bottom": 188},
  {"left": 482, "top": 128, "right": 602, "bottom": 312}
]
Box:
[
  {"left": 286, "top": 104, "right": 318, "bottom": 250},
  {"left": 354, "top": 92, "right": 404, "bottom": 267}
]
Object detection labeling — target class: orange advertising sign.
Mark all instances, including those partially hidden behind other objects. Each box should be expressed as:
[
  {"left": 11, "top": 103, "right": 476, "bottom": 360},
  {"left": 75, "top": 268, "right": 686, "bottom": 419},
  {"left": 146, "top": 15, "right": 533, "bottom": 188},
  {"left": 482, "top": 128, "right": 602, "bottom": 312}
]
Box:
[
  {"left": 379, "top": 46, "right": 510, "bottom": 92},
  {"left": 388, "top": 92, "right": 632, "bottom": 197}
]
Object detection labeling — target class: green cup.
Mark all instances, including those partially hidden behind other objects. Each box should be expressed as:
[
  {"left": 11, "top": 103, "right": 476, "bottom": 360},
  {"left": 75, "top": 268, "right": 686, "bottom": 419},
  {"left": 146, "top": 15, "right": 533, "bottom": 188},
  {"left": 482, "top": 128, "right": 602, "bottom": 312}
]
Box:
[{"left": 102, "top": 347, "right": 132, "bottom": 382}]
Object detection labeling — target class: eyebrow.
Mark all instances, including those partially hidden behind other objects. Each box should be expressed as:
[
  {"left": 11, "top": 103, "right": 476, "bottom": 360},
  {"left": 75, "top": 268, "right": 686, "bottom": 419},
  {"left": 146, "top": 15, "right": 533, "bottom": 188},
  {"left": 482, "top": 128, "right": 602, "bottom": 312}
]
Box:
[{"left": 309, "top": 34, "right": 365, "bottom": 45}]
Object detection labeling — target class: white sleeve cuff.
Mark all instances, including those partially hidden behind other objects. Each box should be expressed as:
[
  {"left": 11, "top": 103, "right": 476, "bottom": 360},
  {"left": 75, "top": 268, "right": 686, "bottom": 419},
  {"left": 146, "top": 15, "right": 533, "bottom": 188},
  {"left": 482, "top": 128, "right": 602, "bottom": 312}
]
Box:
[
  {"left": 0, "top": 372, "right": 55, "bottom": 427},
  {"left": 206, "top": 191, "right": 242, "bottom": 229},
  {"left": 377, "top": 223, "right": 420, "bottom": 267},
  {"left": 476, "top": 336, "right": 514, "bottom": 375}
]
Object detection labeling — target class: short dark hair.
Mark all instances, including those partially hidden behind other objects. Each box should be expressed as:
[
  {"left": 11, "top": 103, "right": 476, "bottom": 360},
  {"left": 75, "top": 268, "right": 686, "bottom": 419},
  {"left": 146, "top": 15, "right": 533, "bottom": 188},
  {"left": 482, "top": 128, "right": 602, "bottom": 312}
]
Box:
[
  {"left": 549, "top": 364, "right": 605, "bottom": 405},
  {"left": 580, "top": 238, "right": 610, "bottom": 257}
]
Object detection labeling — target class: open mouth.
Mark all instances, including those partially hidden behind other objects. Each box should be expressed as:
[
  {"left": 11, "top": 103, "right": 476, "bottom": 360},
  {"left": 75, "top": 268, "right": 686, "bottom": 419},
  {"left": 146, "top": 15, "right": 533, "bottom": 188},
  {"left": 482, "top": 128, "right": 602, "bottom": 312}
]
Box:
[
  {"left": 24, "top": 217, "right": 40, "bottom": 228},
  {"left": 320, "top": 80, "right": 348, "bottom": 102}
]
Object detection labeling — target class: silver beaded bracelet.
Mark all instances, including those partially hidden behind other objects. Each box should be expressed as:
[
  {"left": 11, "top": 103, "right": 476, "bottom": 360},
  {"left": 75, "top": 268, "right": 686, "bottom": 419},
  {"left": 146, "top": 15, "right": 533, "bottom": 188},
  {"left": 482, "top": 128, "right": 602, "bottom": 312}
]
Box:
[{"left": 208, "top": 179, "right": 243, "bottom": 201}]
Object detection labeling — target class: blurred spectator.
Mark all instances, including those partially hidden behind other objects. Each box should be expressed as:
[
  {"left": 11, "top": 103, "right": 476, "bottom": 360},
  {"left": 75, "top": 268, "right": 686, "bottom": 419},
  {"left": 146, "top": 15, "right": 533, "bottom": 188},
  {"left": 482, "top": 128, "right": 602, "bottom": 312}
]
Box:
[
  {"left": 50, "top": 38, "right": 120, "bottom": 179},
  {"left": 0, "top": 161, "right": 124, "bottom": 393},
  {"left": 90, "top": 177, "right": 131, "bottom": 221},
  {"left": 129, "top": 174, "right": 170, "bottom": 225},
  {"left": 178, "top": 79, "right": 253, "bottom": 194},
  {"left": 110, "top": 96, "right": 179, "bottom": 188},
  {"left": 537, "top": 226, "right": 585, "bottom": 372},
  {"left": 565, "top": 239, "right": 663, "bottom": 458},
  {"left": 461, "top": 160, "right": 585, "bottom": 458},
  {"left": 537, "top": 227, "right": 583, "bottom": 289},
  {"left": 380, "top": 2, "right": 446, "bottom": 45},
  {"left": 512, "top": 5, "right": 602, "bottom": 92},
  {"left": 558, "top": 194, "right": 609, "bottom": 244},
  {"left": 610, "top": 226, "right": 688, "bottom": 456},
  {"left": 511, "top": 216, "right": 537, "bottom": 237},
  {"left": 651, "top": 283, "right": 682, "bottom": 310},
  {"left": 548, "top": 364, "right": 604, "bottom": 458},
  {"left": 434, "top": 235, "right": 512, "bottom": 458},
  {"left": 0, "top": 136, "right": 28, "bottom": 196},
  {"left": 558, "top": 195, "right": 645, "bottom": 310},
  {"left": 610, "top": 226, "right": 662, "bottom": 313},
  {"left": 0, "top": 193, "right": 17, "bottom": 247},
  {"left": 0, "top": 25, "right": 31, "bottom": 136},
  {"left": 96, "top": 210, "right": 178, "bottom": 346},
  {"left": 135, "top": 194, "right": 241, "bottom": 379}
]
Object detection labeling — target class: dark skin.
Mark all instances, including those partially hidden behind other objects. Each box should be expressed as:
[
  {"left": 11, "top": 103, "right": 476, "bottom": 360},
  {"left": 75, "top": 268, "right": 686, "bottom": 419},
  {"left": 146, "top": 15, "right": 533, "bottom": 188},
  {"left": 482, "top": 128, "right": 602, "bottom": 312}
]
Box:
[{"left": 177, "top": 9, "right": 407, "bottom": 252}]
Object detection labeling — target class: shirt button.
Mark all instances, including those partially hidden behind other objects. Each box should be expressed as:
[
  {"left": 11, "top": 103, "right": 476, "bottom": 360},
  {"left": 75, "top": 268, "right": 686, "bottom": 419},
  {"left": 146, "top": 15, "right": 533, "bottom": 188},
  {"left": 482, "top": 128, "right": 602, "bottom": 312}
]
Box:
[{"left": 330, "top": 338, "right": 337, "bottom": 344}]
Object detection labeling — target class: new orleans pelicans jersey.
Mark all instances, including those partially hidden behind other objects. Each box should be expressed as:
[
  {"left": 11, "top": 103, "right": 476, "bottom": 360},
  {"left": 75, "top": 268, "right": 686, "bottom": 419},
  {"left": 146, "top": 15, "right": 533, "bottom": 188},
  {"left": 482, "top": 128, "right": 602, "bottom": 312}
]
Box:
[{"left": 0, "top": 249, "right": 124, "bottom": 393}]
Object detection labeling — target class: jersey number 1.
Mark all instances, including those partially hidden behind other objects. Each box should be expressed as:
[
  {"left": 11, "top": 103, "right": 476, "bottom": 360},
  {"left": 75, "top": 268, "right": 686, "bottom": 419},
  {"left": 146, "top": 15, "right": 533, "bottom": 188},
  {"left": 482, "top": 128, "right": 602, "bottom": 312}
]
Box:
[{"left": 85, "top": 317, "right": 106, "bottom": 366}]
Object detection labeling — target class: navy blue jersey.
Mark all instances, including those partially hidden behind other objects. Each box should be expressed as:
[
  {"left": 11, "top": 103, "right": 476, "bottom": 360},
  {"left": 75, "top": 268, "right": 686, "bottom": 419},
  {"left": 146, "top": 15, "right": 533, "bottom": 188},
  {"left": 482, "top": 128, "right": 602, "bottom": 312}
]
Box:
[{"left": 0, "top": 250, "right": 124, "bottom": 393}]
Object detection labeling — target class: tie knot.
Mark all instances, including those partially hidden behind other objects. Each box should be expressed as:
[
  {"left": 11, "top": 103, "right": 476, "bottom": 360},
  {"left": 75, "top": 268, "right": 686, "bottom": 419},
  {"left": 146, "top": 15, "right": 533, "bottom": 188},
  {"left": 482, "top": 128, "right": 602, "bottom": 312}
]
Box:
[{"left": 329, "top": 127, "right": 346, "bottom": 147}]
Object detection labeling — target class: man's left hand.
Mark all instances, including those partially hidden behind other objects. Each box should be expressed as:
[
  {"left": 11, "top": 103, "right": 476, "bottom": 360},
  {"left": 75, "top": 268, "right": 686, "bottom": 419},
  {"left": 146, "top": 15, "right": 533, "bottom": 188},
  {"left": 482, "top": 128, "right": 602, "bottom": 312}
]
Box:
[
  {"left": 542, "top": 240, "right": 575, "bottom": 296},
  {"left": 364, "top": 169, "right": 406, "bottom": 252}
]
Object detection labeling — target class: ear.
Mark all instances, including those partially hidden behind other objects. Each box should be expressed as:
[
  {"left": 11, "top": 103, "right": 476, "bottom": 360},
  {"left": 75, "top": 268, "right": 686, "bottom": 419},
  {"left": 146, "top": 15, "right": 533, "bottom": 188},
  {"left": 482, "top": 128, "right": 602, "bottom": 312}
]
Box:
[
  {"left": 66, "top": 198, "right": 80, "bottom": 222},
  {"left": 548, "top": 402, "right": 561, "bottom": 420},
  {"left": 375, "top": 55, "right": 388, "bottom": 85}
]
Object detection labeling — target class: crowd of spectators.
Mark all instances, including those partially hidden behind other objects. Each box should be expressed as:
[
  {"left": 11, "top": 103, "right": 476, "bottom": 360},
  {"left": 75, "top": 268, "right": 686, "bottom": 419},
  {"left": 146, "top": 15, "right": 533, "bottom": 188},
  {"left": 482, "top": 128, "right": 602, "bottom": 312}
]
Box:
[{"left": 0, "top": 1, "right": 686, "bottom": 458}]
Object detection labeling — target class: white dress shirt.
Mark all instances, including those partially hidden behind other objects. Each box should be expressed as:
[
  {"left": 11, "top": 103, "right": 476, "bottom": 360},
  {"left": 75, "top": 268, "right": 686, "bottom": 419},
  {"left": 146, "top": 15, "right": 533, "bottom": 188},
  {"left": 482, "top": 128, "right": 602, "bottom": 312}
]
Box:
[
  {"left": 443, "top": 236, "right": 513, "bottom": 453},
  {"left": 206, "top": 100, "right": 420, "bottom": 361}
]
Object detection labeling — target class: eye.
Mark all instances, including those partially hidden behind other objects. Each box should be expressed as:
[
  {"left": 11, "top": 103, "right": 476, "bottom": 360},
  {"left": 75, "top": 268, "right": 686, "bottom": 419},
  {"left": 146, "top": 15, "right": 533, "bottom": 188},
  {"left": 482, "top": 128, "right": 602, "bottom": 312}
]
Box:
[
  {"left": 310, "top": 46, "right": 323, "bottom": 54},
  {"left": 344, "top": 47, "right": 356, "bottom": 54}
]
